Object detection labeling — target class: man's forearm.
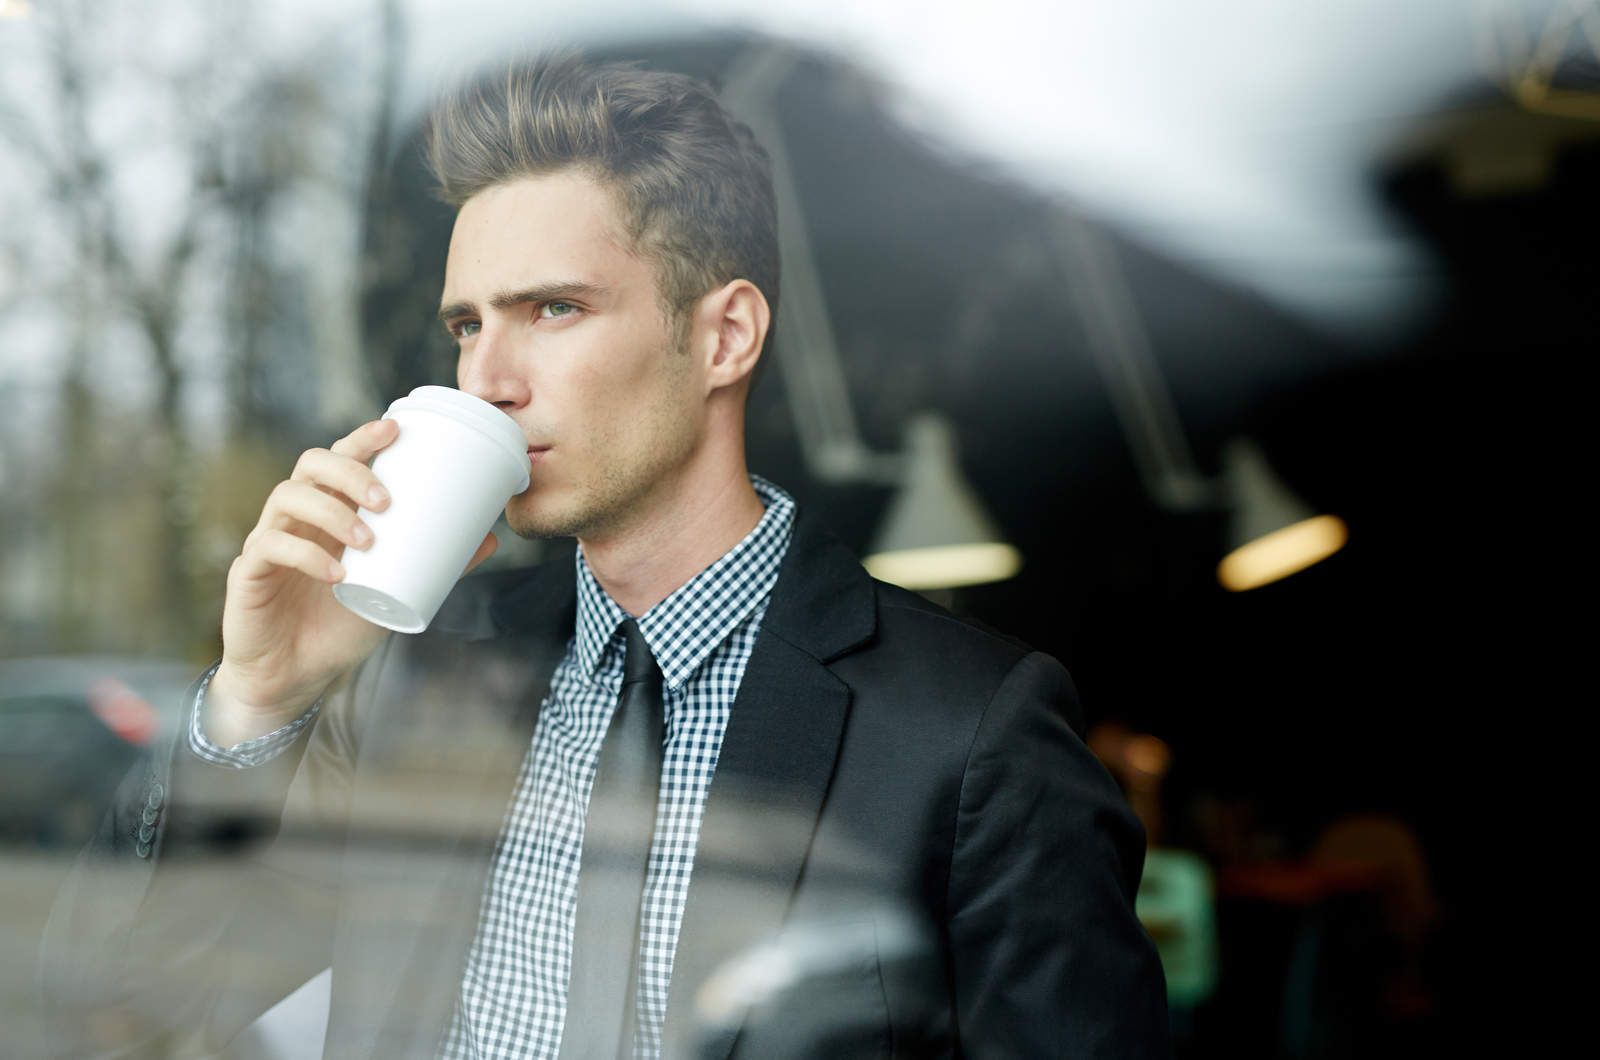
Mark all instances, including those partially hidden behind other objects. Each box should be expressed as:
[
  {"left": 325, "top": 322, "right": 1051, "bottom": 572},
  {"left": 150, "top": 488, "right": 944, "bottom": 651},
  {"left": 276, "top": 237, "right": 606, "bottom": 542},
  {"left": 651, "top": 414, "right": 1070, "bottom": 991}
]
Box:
[{"left": 39, "top": 668, "right": 338, "bottom": 1057}]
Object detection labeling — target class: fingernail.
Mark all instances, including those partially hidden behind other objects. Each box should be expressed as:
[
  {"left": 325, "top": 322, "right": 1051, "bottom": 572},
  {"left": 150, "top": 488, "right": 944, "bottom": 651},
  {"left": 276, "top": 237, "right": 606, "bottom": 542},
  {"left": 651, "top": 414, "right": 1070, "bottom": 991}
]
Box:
[
  {"left": 368, "top": 485, "right": 389, "bottom": 507},
  {"left": 352, "top": 523, "right": 373, "bottom": 547},
  {"left": 329, "top": 560, "right": 345, "bottom": 581}
]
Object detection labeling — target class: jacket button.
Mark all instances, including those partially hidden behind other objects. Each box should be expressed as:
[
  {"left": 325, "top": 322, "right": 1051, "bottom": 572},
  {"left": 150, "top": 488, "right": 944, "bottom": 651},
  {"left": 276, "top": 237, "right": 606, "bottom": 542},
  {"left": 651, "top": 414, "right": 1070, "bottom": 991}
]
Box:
[
  {"left": 141, "top": 805, "right": 160, "bottom": 826},
  {"left": 146, "top": 782, "right": 165, "bottom": 809},
  {"left": 138, "top": 822, "right": 155, "bottom": 843},
  {"left": 136, "top": 840, "right": 152, "bottom": 859}
]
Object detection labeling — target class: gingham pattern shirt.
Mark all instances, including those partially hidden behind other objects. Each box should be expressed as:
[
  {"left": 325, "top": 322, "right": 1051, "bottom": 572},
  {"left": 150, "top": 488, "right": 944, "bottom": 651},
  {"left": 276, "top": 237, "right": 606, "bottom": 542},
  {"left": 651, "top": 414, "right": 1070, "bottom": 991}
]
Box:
[{"left": 437, "top": 477, "right": 794, "bottom": 1060}]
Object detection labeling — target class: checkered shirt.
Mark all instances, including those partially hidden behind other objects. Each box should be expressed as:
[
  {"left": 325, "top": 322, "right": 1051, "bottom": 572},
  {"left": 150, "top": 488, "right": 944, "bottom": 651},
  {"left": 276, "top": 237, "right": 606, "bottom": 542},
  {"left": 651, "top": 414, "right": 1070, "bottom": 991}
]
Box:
[{"left": 437, "top": 477, "right": 795, "bottom": 1060}]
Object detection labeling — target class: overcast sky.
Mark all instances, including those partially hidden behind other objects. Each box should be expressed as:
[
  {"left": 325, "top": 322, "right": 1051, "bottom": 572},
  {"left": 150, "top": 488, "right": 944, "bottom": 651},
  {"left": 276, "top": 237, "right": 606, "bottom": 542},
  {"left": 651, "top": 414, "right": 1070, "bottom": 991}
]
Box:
[{"left": 0, "top": 0, "right": 1530, "bottom": 404}]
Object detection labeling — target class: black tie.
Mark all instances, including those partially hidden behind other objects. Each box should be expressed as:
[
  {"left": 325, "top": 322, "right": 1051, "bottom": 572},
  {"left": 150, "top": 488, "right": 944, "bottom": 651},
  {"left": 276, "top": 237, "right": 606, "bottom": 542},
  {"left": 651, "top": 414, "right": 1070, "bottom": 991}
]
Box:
[{"left": 559, "top": 618, "right": 664, "bottom": 1060}]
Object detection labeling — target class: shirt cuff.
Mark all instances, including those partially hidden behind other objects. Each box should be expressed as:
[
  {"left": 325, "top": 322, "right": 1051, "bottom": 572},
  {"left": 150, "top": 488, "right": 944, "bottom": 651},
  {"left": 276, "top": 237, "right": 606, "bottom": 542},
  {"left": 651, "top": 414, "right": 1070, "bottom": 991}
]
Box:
[{"left": 186, "top": 663, "right": 322, "bottom": 768}]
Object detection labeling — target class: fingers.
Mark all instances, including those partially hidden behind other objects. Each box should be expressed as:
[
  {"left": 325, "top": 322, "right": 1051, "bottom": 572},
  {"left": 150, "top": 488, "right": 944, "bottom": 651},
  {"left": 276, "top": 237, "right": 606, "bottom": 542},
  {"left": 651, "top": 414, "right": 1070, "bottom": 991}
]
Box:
[
  {"left": 234, "top": 421, "right": 398, "bottom": 583},
  {"left": 259, "top": 479, "right": 375, "bottom": 551},
  {"left": 463, "top": 531, "right": 499, "bottom": 575},
  {"left": 291, "top": 420, "right": 397, "bottom": 512},
  {"left": 328, "top": 417, "right": 399, "bottom": 464},
  {"left": 233, "top": 527, "right": 346, "bottom": 584}
]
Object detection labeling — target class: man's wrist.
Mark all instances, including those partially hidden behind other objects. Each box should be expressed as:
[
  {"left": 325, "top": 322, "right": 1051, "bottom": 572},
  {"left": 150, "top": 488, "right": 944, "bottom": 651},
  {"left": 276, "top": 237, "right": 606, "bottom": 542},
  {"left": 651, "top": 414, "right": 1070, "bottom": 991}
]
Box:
[
  {"left": 194, "top": 664, "right": 321, "bottom": 759},
  {"left": 202, "top": 663, "right": 322, "bottom": 747}
]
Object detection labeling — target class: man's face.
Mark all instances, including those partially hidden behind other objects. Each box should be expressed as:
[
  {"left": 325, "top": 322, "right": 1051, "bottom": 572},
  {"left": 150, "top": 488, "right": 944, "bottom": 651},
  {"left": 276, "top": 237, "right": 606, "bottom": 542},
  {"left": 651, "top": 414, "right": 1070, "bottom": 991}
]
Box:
[{"left": 440, "top": 170, "right": 704, "bottom": 541}]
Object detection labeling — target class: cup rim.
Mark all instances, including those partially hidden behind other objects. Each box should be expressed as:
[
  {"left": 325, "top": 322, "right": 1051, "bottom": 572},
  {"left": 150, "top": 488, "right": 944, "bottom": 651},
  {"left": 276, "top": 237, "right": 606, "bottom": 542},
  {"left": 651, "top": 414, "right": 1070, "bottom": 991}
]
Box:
[{"left": 387, "top": 386, "right": 530, "bottom": 491}]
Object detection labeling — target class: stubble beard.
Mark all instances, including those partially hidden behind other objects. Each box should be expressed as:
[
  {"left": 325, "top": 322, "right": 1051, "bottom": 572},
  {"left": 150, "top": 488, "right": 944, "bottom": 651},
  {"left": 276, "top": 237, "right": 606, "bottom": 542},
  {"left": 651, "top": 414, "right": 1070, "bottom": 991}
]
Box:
[
  {"left": 503, "top": 341, "right": 699, "bottom": 544},
  {"left": 503, "top": 472, "right": 645, "bottom": 542}
]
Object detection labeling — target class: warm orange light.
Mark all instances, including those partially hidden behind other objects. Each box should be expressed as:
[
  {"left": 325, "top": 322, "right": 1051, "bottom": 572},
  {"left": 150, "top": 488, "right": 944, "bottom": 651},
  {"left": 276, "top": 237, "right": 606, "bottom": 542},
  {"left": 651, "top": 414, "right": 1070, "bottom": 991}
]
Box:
[
  {"left": 1217, "top": 514, "right": 1348, "bottom": 591},
  {"left": 0, "top": 0, "right": 34, "bottom": 19},
  {"left": 862, "top": 542, "right": 1022, "bottom": 590},
  {"left": 1124, "top": 734, "right": 1172, "bottom": 778}
]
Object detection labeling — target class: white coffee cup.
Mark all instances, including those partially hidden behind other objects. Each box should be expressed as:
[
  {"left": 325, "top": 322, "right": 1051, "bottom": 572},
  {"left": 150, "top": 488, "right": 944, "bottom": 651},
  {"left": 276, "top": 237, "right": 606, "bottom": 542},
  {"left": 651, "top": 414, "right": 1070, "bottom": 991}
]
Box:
[{"left": 332, "top": 386, "right": 530, "bottom": 633}]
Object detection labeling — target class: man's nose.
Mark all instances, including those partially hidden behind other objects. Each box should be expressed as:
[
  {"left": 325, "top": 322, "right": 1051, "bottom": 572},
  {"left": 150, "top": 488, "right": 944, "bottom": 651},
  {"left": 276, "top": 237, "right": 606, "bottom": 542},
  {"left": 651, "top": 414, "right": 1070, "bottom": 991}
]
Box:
[{"left": 457, "top": 331, "right": 530, "bottom": 411}]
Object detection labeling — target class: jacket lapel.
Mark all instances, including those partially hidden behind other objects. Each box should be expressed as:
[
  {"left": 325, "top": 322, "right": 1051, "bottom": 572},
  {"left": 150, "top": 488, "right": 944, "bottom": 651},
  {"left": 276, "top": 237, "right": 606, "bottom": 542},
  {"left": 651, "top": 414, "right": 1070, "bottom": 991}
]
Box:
[{"left": 663, "top": 512, "right": 876, "bottom": 1060}]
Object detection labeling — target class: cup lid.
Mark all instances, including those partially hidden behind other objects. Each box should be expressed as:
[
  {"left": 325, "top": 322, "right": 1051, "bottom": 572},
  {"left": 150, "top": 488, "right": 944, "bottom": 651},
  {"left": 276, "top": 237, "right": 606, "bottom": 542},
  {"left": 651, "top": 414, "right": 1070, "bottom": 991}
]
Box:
[{"left": 386, "top": 386, "right": 530, "bottom": 491}]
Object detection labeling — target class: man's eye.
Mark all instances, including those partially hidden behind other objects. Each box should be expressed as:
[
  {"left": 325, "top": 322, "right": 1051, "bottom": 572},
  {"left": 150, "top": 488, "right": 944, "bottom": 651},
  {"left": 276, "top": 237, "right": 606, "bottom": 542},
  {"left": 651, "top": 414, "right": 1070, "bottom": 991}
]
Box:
[
  {"left": 450, "top": 320, "right": 481, "bottom": 339},
  {"left": 540, "top": 301, "right": 576, "bottom": 319}
]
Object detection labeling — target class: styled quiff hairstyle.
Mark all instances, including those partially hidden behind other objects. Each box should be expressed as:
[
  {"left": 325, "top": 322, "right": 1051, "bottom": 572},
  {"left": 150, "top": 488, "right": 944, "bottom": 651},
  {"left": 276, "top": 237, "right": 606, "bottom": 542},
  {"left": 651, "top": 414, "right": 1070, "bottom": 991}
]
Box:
[{"left": 424, "top": 56, "right": 779, "bottom": 340}]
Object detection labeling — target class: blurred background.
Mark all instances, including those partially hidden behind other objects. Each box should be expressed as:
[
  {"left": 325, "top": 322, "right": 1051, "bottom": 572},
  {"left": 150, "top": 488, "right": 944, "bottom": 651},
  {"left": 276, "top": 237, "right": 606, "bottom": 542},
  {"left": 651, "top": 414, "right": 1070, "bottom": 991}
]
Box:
[{"left": 2, "top": 0, "right": 1581, "bottom": 1055}]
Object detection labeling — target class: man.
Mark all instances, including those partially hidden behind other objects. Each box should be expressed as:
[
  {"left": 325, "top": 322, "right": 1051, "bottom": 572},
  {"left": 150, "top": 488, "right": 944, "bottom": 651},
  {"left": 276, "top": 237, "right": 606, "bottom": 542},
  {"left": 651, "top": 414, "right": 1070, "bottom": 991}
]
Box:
[{"left": 42, "top": 57, "right": 1168, "bottom": 1059}]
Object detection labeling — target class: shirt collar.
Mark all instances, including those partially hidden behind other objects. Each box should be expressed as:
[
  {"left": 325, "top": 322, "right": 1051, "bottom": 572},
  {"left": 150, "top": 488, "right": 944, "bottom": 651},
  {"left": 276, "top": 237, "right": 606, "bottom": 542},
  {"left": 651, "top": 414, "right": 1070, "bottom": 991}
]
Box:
[{"left": 572, "top": 476, "right": 795, "bottom": 692}]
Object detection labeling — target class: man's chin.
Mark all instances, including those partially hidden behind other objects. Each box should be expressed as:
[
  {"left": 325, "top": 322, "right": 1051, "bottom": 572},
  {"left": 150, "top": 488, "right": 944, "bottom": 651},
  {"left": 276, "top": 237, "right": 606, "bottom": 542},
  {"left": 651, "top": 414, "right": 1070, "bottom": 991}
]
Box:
[
  {"left": 505, "top": 513, "right": 577, "bottom": 542},
  {"left": 504, "top": 498, "right": 587, "bottom": 541}
]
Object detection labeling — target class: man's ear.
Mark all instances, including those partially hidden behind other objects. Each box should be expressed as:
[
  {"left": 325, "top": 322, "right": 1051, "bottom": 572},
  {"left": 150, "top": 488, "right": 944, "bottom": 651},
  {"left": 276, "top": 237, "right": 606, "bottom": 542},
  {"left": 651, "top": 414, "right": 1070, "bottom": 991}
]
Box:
[{"left": 694, "top": 279, "right": 769, "bottom": 391}]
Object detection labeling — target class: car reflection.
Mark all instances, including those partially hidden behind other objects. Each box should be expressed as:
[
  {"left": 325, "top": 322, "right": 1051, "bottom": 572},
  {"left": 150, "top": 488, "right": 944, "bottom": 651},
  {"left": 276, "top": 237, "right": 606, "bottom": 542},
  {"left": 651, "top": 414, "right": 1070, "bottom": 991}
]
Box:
[
  {"left": 2, "top": 656, "right": 192, "bottom": 1058},
  {"left": 1, "top": 656, "right": 189, "bottom": 849}
]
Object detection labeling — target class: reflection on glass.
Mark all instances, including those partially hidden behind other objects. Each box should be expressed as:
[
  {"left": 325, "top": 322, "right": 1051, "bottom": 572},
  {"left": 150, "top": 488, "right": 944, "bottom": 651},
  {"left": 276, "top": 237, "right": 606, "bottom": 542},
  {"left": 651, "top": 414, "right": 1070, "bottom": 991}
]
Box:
[{"left": 1217, "top": 514, "right": 1349, "bottom": 592}]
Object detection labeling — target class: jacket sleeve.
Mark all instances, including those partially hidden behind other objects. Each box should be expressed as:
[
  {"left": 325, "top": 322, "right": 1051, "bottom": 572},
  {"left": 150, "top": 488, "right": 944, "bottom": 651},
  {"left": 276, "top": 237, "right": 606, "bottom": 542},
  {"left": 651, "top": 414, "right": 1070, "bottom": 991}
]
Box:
[
  {"left": 36, "top": 651, "right": 378, "bottom": 1059},
  {"left": 946, "top": 651, "right": 1171, "bottom": 1058}
]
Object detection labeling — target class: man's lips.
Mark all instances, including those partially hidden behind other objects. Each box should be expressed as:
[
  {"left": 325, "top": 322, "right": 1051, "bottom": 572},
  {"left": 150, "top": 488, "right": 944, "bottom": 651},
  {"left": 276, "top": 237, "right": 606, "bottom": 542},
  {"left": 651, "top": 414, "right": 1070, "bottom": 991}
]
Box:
[{"left": 527, "top": 445, "right": 551, "bottom": 464}]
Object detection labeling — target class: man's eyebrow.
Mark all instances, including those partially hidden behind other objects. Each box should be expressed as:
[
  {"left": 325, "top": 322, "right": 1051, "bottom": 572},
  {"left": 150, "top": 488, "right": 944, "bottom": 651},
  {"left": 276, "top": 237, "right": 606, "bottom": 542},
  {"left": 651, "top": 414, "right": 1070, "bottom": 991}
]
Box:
[{"left": 436, "top": 282, "right": 609, "bottom": 324}]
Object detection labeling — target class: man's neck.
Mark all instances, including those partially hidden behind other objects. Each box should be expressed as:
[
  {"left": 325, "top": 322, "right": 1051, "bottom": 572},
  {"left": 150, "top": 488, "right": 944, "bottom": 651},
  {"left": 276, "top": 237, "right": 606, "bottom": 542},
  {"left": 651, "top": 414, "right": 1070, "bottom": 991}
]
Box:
[{"left": 579, "top": 464, "right": 766, "bottom": 618}]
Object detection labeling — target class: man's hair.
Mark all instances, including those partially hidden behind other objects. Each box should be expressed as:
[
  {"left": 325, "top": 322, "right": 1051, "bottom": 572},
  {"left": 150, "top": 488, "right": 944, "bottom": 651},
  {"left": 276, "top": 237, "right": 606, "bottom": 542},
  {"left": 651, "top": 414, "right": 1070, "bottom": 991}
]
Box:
[{"left": 424, "top": 56, "right": 779, "bottom": 341}]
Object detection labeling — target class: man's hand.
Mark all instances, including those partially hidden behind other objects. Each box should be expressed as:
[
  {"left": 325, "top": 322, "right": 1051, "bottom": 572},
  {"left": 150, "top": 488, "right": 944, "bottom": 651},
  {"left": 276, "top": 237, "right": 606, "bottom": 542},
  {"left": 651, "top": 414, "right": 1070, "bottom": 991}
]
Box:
[{"left": 205, "top": 419, "right": 498, "bottom": 746}]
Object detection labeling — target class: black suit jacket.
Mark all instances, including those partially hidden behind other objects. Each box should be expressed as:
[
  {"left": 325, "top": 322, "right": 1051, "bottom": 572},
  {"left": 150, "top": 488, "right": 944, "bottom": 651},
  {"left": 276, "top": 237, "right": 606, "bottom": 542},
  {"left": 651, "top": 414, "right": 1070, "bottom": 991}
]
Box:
[{"left": 41, "top": 509, "right": 1168, "bottom": 1059}]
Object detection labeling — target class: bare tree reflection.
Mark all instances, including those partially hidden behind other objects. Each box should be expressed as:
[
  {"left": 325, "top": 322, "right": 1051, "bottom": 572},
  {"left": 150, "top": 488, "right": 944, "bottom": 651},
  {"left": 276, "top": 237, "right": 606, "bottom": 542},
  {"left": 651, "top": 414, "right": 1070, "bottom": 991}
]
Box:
[{"left": 0, "top": 0, "right": 395, "bottom": 659}]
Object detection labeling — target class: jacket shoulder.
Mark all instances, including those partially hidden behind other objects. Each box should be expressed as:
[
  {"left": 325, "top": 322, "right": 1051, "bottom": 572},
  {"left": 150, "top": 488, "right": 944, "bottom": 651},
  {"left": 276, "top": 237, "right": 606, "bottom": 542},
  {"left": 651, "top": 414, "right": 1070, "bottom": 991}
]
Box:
[{"left": 866, "top": 578, "right": 1039, "bottom": 675}]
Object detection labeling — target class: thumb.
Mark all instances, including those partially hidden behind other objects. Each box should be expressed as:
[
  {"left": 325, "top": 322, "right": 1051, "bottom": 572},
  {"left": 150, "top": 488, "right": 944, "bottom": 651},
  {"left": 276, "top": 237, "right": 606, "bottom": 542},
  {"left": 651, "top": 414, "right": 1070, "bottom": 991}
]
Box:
[{"left": 463, "top": 530, "right": 500, "bottom": 574}]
